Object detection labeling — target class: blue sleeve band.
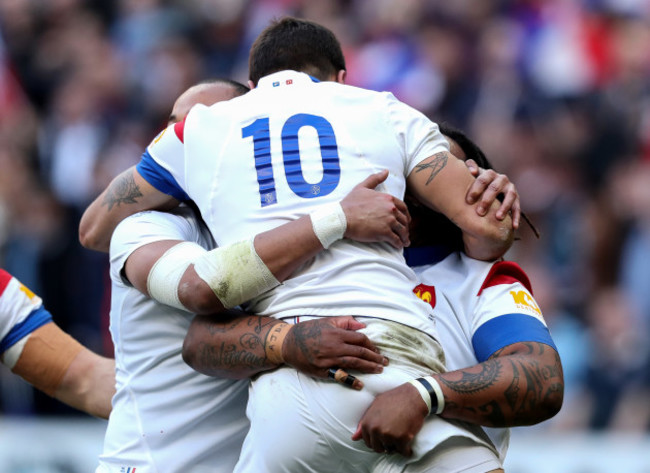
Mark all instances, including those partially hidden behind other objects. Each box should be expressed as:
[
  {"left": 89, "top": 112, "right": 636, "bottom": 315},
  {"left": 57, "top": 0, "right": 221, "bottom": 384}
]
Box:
[
  {"left": 472, "top": 313, "right": 557, "bottom": 362},
  {"left": 136, "top": 150, "right": 190, "bottom": 202},
  {"left": 0, "top": 307, "right": 53, "bottom": 354}
]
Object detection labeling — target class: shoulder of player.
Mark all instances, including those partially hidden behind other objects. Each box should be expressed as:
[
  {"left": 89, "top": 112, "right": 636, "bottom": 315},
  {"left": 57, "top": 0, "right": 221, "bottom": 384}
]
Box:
[
  {"left": 476, "top": 260, "right": 533, "bottom": 295},
  {"left": 111, "top": 209, "right": 198, "bottom": 253}
]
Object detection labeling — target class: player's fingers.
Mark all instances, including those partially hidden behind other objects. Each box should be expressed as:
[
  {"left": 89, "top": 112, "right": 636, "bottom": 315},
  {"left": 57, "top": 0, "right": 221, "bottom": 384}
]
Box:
[
  {"left": 466, "top": 170, "right": 492, "bottom": 204},
  {"left": 391, "top": 222, "right": 410, "bottom": 247},
  {"left": 495, "top": 183, "right": 517, "bottom": 220},
  {"left": 328, "top": 315, "right": 367, "bottom": 331},
  {"left": 465, "top": 159, "right": 479, "bottom": 176},
  {"left": 477, "top": 175, "right": 506, "bottom": 216},
  {"left": 391, "top": 197, "right": 411, "bottom": 224},
  {"left": 511, "top": 200, "right": 521, "bottom": 229},
  {"left": 335, "top": 356, "right": 385, "bottom": 374},
  {"left": 351, "top": 424, "right": 363, "bottom": 441},
  {"left": 357, "top": 169, "right": 389, "bottom": 190}
]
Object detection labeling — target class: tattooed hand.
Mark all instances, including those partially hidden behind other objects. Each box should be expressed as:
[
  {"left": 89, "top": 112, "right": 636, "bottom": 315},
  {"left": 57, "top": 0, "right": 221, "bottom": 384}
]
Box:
[{"left": 282, "top": 317, "right": 388, "bottom": 386}]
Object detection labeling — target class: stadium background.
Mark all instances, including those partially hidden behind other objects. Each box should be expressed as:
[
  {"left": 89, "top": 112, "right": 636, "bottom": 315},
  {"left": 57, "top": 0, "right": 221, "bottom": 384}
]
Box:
[{"left": 0, "top": 0, "right": 649, "bottom": 471}]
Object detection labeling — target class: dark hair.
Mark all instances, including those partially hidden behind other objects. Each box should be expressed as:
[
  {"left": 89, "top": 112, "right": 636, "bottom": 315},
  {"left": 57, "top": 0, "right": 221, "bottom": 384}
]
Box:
[
  {"left": 408, "top": 124, "right": 538, "bottom": 249},
  {"left": 200, "top": 77, "right": 250, "bottom": 97},
  {"left": 249, "top": 17, "right": 346, "bottom": 85},
  {"left": 438, "top": 123, "right": 492, "bottom": 170}
]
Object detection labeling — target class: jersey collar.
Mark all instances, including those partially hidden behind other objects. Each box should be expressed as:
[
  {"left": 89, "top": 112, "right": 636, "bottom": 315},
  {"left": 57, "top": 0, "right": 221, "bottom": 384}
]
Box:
[{"left": 256, "top": 70, "right": 319, "bottom": 89}]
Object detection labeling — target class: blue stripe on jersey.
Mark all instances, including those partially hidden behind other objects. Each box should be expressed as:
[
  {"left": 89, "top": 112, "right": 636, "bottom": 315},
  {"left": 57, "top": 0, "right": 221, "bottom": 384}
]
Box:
[
  {"left": 136, "top": 150, "right": 190, "bottom": 202},
  {"left": 472, "top": 313, "right": 557, "bottom": 362},
  {"left": 0, "top": 306, "right": 53, "bottom": 354},
  {"left": 403, "top": 245, "right": 452, "bottom": 267}
]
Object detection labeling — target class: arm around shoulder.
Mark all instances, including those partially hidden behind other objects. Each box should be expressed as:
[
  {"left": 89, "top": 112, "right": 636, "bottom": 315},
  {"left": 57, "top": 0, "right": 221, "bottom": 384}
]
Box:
[{"left": 79, "top": 166, "right": 179, "bottom": 253}]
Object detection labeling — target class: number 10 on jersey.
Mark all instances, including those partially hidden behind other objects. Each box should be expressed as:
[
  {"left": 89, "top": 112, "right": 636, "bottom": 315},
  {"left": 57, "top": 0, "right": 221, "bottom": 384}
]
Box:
[{"left": 242, "top": 113, "right": 341, "bottom": 207}]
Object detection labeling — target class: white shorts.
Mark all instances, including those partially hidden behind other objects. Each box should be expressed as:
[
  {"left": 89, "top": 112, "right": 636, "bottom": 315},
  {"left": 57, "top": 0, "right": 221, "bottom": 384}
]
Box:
[{"left": 234, "top": 318, "right": 500, "bottom": 473}]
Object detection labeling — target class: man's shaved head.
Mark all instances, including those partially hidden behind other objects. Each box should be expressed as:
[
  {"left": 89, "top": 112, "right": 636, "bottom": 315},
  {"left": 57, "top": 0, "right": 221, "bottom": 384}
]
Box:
[{"left": 168, "top": 79, "right": 249, "bottom": 125}]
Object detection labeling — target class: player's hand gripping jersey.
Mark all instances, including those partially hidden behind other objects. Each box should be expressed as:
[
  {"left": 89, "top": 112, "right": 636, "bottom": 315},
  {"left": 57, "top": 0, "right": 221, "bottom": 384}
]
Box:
[{"left": 137, "top": 70, "right": 448, "bottom": 333}]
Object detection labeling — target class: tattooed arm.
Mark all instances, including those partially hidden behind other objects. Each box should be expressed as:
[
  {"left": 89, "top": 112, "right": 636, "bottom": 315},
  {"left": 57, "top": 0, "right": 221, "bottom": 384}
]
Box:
[
  {"left": 182, "top": 311, "right": 387, "bottom": 385},
  {"left": 407, "top": 151, "right": 514, "bottom": 261},
  {"left": 353, "top": 341, "right": 564, "bottom": 456},
  {"left": 79, "top": 166, "right": 179, "bottom": 252}
]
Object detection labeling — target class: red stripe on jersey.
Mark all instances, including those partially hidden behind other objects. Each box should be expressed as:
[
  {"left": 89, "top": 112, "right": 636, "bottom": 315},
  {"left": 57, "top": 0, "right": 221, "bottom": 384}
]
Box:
[
  {"left": 477, "top": 261, "right": 533, "bottom": 296},
  {"left": 174, "top": 118, "right": 186, "bottom": 143},
  {"left": 0, "top": 269, "right": 12, "bottom": 296}
]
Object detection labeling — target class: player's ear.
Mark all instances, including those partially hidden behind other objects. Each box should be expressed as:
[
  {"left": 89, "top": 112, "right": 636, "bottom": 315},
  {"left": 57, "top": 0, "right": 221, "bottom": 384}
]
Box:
[
  {"left": 336, "top": 70, "right": 347, "bottom": 84},
  {"left": 248, "top": 80, "right": 256, "bottom": 89}
]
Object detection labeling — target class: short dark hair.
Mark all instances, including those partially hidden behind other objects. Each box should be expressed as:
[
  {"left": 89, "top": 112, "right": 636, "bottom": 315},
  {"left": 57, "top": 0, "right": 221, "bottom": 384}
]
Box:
[
  {"left": 248, "top": 17, "right": 346, "bottom": 85},
  {"left": 200, "top": 77, "right": 250, "bottom": 97}
]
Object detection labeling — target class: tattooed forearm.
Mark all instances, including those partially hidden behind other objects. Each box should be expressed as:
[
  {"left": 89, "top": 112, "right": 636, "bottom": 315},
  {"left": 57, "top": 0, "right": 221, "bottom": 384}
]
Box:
[
  {"left": 414, "top": 152, "right": 448, "bottom": 185},
  {"left": 184, "top": 313, "right": 284, "bottom": 377},
  {"left": 437, "top": 341, "right": 564, "bottom": 427},
  {"left": 102, "top": 172, "right": 143, "bottom": 211}
]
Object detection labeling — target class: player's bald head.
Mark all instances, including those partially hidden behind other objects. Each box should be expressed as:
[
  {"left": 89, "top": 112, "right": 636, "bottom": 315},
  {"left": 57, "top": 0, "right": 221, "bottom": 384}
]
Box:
[{"left": 168, "top": 80, "right": 249, "bottom": 125}]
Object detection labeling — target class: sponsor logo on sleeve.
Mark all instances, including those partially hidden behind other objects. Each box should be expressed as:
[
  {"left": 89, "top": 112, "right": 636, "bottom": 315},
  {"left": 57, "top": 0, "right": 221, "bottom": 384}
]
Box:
[{"left": 509, "top": 289, "right": 541, "bottom": 316}]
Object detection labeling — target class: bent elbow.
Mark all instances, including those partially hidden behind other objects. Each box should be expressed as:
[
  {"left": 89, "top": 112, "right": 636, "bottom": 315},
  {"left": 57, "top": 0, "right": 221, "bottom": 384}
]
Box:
[
  {"left": 79, "top": 220, "right": 109, "bottom": 253},
  {"left": 178, "top": 275, "right": 225, "bottom": 315}
]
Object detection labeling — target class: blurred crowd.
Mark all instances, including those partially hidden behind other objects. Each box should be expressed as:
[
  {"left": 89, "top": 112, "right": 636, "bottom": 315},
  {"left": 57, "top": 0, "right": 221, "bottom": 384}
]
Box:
[{"left": 1, "top": 0, "right": 649, "bottom": 433}]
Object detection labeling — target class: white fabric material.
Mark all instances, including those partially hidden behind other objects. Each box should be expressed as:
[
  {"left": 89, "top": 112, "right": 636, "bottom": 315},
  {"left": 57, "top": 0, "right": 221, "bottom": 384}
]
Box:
[
  {"left": 99, "top": 206, "right": 248, "bottom": 473},
  {"left": 412, "top": 252, "right": 550, "bottom": 463},
  {"left": 193, "top": 238, "right": 280, "bottom": 309},
  {"left": 0, "top": 276, "right": 42, "bottom": 346},
  {"left": 146, "top": 242, "right": 205, "bottom": 311},
  {"left": 2, "top": 336, "right": 28, "bottom": 370},
  {"left": 234, "top": 318, "right": 497, "bottom": 473},
  {"left": 146, "top": 70, "right": 449, "bottom": 335},
  {"left": 310, "top": 201, "right": 347, "bottom": 249}
]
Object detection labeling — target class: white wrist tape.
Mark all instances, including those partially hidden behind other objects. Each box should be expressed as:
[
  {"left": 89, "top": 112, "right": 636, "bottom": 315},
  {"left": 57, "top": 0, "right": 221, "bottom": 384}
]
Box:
[
  {"left": 193, "top": 238, "right": 280, "bottom": 309},
  {"left": 408, "top": 378, "right": 432, "bottom": 414},
  {"left": 147, "top": 242, "right": 207, "bottom": 311},
  {"left": 310, "top": 202, "right": 347, "bottom": 249},
  {"left": 409, "top": 376, "right": 445, "bottom": 415}
]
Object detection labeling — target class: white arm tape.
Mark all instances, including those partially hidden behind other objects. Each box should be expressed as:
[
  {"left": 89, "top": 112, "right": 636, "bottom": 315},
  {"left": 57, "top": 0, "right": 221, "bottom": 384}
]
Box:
[
  {"left": 193, "top": 238, "right": 280, "bottom": 309},
  {"left": 1, "top": 335, "right": 29, "bottom": 370},
  {"left": 147, "top": 242, "right": 207, "bottom": 311},
  {"left": 310, "top": 202, "right": 347, "bottom": 249}
]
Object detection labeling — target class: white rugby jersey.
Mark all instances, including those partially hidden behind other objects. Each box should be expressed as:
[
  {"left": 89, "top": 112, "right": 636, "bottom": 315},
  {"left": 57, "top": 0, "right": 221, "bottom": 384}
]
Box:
[
  {"left": 0, "top": 269, "right": 51, "bottom": 360},
  {"left": 411, "top": 252, "right": 557, "bottom": 462},
  {"left": 137, "top": 70, "right": 449, "bottom": 334},
  {"left": 98, "top": 207, "right": 249, "bottom": 473}
]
